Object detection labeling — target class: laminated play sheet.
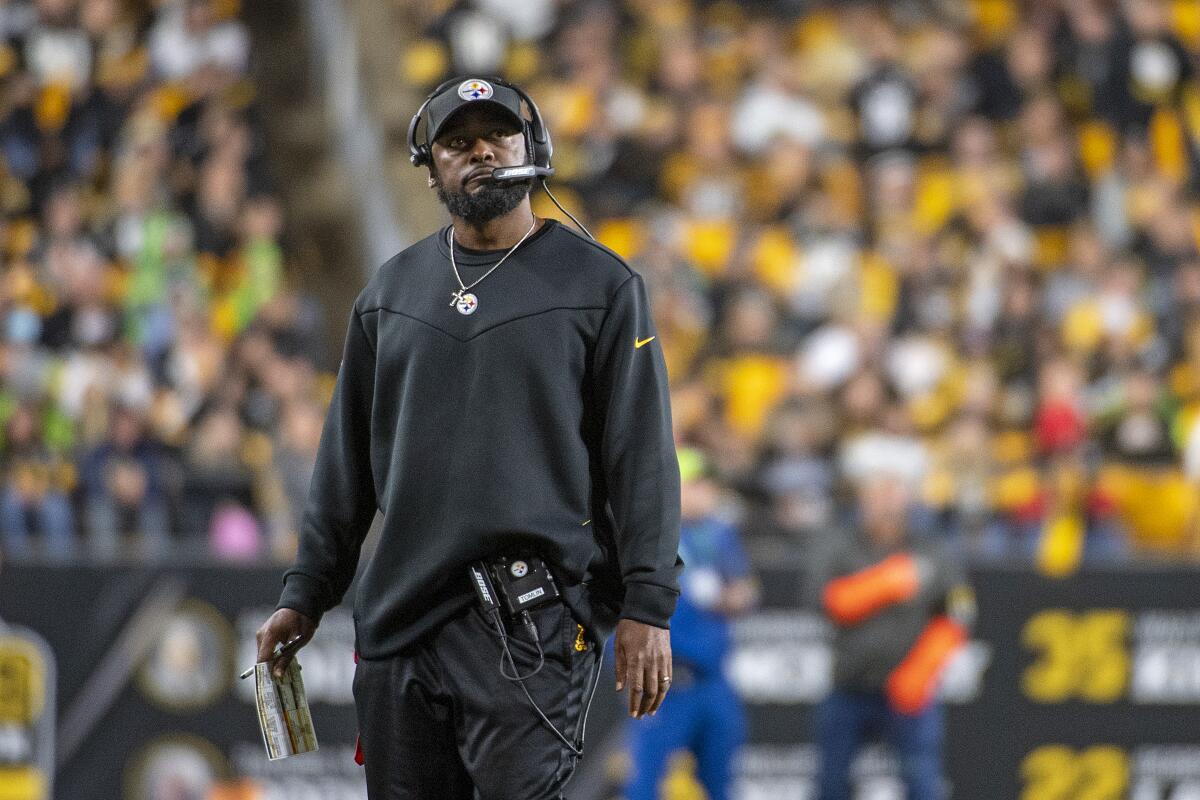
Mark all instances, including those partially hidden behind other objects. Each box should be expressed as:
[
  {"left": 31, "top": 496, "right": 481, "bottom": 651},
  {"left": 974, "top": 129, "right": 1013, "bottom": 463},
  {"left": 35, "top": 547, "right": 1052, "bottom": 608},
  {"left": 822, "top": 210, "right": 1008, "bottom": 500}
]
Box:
[{"left": 251, "top": 657, "right": 318, "bottom": 760}]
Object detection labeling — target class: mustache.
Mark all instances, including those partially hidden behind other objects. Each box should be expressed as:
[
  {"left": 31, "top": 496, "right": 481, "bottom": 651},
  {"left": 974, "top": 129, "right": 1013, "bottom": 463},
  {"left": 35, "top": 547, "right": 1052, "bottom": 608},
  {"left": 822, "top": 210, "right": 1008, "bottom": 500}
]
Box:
[{"left": 463, "top": 167, "right": 496, "bottom": 187}]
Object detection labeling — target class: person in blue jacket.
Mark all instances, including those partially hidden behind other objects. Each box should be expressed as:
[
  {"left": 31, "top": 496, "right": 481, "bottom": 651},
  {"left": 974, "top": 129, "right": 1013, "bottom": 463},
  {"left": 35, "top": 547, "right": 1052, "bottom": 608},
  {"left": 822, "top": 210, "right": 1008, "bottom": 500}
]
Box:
[{"left": 624, "top": 446, "right": 759, "bottom": 800}]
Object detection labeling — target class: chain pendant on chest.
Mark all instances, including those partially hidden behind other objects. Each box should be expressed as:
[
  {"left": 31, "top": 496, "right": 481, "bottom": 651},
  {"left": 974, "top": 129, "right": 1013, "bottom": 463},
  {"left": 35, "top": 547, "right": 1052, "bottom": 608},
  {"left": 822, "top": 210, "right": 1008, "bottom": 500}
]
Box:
[
  {"left": 445, "top": 219, "right": 537, "bottom": 318},
  {"left": 450, "top": 289, "right": 479, "bottom": 315}
]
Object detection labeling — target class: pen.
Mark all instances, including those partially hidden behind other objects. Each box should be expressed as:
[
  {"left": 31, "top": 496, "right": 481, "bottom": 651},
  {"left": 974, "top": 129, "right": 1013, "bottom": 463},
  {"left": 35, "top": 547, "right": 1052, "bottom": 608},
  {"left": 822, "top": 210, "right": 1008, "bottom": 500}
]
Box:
[{"left": 240, "top": 635, "right": 305, "bottom": 679}]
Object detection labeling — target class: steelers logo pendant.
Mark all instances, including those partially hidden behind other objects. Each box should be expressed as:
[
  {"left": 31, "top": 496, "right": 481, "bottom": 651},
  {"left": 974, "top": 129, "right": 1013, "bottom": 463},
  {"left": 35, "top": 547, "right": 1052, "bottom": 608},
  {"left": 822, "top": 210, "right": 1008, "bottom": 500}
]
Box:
[{"left": 452, "top": 291, "right": 478, "bottom": 315}]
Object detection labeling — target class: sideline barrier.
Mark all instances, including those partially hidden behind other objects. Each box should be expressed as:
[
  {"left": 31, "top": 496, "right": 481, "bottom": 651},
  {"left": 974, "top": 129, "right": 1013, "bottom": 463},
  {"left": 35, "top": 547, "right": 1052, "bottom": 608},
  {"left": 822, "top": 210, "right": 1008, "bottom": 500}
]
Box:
[{"left": 1, "top": 563, "right": 1198, "bottom": 799}]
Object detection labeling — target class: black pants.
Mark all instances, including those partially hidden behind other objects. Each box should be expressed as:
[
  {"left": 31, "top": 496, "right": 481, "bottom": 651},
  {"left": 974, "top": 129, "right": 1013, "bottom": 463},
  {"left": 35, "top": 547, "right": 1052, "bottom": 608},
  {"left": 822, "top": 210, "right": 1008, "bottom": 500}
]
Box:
[{"left": 353, "top": 599, "right": 603, "bottom": 799}]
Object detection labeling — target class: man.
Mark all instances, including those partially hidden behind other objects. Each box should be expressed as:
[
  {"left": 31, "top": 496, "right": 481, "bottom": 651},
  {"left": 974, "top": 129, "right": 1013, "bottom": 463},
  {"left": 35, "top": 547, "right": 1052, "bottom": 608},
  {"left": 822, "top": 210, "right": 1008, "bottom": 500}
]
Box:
[
  {"left": 624, "top": 447, "right": 757, "bottom": 800},
  {"left": 255, "top": 76, "right": 682, "bottom": 799},
  {"left": 810, "top": 468, "right": 975, "bottom": 800}
]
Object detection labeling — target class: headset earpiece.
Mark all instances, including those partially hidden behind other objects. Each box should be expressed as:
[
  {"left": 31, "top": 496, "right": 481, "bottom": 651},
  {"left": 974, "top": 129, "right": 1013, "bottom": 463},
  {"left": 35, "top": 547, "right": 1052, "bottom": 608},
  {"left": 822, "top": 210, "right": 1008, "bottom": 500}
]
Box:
[
  {"left": 530, "top": 119, "right": 551, "bottom": 172},
  {"left": 408, "top": 78, "right": 460, "bottom": 169},
  {"left": 516, "top": 84, "right": 553, "bottom": 171}
]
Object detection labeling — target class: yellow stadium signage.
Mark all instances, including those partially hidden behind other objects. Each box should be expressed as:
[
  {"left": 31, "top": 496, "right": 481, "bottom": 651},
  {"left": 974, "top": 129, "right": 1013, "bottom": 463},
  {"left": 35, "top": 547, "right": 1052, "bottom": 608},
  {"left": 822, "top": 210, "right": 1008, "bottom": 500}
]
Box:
[{"left": 0, "top": 629, "right": 55, "bottom": 800}]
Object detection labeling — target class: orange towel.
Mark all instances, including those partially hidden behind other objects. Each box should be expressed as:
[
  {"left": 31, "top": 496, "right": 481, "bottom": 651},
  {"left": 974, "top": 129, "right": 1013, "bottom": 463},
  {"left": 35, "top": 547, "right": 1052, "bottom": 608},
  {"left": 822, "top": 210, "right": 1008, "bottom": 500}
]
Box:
[
  {"left": 823, "top": 553, "right": 921, "bottom": 625},
  {"left": 885, "top": 616, "right": 967, "bottom": 715}
]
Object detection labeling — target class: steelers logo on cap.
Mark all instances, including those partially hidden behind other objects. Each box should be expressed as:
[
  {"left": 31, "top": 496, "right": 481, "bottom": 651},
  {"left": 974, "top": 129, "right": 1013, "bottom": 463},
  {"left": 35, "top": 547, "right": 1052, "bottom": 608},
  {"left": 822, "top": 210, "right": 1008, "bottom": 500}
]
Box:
[
  {"left": 510, "top": 560, "right": 529, "bottom": 578},
  {"left": 458, "top": 79, "right": 494, "bottom": 101}
]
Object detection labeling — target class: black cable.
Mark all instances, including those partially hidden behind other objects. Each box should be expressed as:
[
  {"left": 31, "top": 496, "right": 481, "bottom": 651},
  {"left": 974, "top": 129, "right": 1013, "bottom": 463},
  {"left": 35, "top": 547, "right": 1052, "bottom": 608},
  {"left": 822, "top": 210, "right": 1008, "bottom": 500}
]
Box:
[
  {"left": 485, "top": 607, "right": 606, "bottom": 758},
  {"left": 489, "top": 608, "right": 544, "bottom": 681},
  {"left": 540, "top": 178, "right": 594, "bottom": 240},
  {"left": 508, "top": 636, "right": 605, "bottom": 759},
  {"left": 554, "top": 639, "right": 606, "bottom": 785},
  {"left": 574, "top": 636, "right": 605, "bottom": 751}
]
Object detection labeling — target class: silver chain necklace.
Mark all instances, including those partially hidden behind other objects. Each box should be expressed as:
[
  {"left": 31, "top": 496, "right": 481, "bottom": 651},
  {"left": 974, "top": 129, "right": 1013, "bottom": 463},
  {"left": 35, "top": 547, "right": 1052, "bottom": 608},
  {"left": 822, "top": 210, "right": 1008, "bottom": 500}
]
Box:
[{"left": 447, "top": 218, "right": 537, "bottom": 315}]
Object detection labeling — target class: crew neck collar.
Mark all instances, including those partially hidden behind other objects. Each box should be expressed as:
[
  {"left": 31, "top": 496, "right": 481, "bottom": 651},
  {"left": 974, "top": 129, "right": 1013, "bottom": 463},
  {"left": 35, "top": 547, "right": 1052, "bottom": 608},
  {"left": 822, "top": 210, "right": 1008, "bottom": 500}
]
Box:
[{"left": 436, "top": 218, "right": 559, "bottom": 265}]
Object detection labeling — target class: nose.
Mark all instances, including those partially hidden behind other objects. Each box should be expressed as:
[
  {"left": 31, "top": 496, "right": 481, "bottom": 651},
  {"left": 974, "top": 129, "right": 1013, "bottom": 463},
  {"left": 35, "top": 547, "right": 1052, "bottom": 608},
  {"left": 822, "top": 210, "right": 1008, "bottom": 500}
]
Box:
[{"left": 468, "top": 137, "right": 496, "bottom": 164}]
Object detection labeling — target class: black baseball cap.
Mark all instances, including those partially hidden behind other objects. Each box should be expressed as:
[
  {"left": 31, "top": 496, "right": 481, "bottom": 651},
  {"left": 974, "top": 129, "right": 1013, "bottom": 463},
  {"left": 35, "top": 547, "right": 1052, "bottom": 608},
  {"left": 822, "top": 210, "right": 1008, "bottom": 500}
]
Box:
[{"left": 424, "top": 77, "right": 525, "bottom": 145}]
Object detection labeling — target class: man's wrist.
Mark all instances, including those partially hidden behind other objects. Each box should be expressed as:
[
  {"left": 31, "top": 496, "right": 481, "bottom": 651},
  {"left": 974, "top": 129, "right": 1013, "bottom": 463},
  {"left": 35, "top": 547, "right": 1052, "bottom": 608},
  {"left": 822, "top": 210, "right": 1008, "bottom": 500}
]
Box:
[
  {"left": 619, "top": 582, "right": 679, "bottom": 629},
  {"left": 277, "top": 573, "right": 327, "bottom": 624}
]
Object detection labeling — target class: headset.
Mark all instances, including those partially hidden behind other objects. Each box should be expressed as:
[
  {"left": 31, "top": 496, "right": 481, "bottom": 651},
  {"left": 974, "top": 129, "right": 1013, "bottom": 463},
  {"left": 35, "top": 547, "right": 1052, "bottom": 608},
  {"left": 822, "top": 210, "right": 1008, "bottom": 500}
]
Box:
[
  {"left": 407, "top": 75, "right": 593, "bottom": 238},
  {"left": 408, "top": 75, "right": 554, "bottom": 178}
]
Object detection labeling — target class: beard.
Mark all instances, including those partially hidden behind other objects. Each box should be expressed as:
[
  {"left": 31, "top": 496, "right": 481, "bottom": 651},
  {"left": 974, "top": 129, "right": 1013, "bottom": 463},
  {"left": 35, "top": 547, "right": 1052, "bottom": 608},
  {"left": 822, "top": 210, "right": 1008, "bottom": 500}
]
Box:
[{"left": 435, "top": 172, "right": 533, "bottom": 225}]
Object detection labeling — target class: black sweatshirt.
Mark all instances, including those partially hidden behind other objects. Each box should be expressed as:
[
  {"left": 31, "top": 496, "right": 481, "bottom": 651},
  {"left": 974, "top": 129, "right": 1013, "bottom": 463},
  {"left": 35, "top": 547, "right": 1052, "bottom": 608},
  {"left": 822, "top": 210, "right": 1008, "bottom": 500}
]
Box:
[{"left": 276, "top": 218, "right": 683, "bottom": 659}]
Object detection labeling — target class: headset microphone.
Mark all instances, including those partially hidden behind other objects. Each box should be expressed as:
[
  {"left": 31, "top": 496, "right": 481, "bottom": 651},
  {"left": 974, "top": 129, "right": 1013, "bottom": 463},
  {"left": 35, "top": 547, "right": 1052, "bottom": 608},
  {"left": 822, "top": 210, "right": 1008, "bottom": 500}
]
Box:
[{"left": 490, "top": 164, "right": 555, "bottom": 181}]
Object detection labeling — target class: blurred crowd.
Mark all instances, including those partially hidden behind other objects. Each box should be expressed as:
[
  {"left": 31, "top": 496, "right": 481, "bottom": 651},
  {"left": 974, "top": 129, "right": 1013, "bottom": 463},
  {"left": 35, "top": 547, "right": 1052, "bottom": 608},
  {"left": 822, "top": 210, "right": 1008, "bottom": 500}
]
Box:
[
  {"left": 7, "top": 0, "right": 1200, "bottom": 572},
  {"left": 0, "top": 0, "right": 330, "bottom": 563},
  {"left": 398, "top": 0, "right": 1200, "bottom": 571}
]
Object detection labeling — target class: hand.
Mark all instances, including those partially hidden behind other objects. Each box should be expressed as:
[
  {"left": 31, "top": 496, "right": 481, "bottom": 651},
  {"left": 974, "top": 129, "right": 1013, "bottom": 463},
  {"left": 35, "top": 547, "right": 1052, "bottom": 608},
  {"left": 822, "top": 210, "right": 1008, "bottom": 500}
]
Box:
[
  {"left": 613, "top": 618, "right": 672, "bottom": 719},
  {"left": 256, "top": 608, "right": 317, "bottom": 678}
]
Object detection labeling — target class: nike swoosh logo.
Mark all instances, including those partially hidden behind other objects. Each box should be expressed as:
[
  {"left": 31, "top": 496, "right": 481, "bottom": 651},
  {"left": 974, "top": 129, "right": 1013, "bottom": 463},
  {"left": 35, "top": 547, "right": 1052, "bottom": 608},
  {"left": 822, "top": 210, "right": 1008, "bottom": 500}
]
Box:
[{"left": 635, "top": 336, "right": 655, "bottom": 348}]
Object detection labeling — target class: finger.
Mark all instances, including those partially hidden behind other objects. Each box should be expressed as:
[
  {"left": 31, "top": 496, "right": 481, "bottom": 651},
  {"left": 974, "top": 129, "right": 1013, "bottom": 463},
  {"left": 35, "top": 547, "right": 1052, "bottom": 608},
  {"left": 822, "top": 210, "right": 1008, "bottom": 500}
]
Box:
[
  {"left": 256, "top": 629, "right": 278, "bottom": 664},
  {"left": 650, "top": 651, "right": 672, "bottom": 715},
  {"left": 648, "top": 689, "right": 667, "bottom": 716},
  {"left": 273, "top": 652, "right": 294, "bottom": 679},
  {"left": 648, "top": 669, "right": 670, "bottom": 715},
  {"left": 638, "top": 659, "right": 658, "bottom": 718},
  {"left": 628, "top": 654, "right": 644, "bottom": 716},
  {"left": 645, "top": 652, "right": 668, "bottom": 716},
  {"left": 628, "top": 676, "right": 643, "bottom": 718},
  {"left": 615, "top": 641, "right": 627, "bottom": 692}
]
